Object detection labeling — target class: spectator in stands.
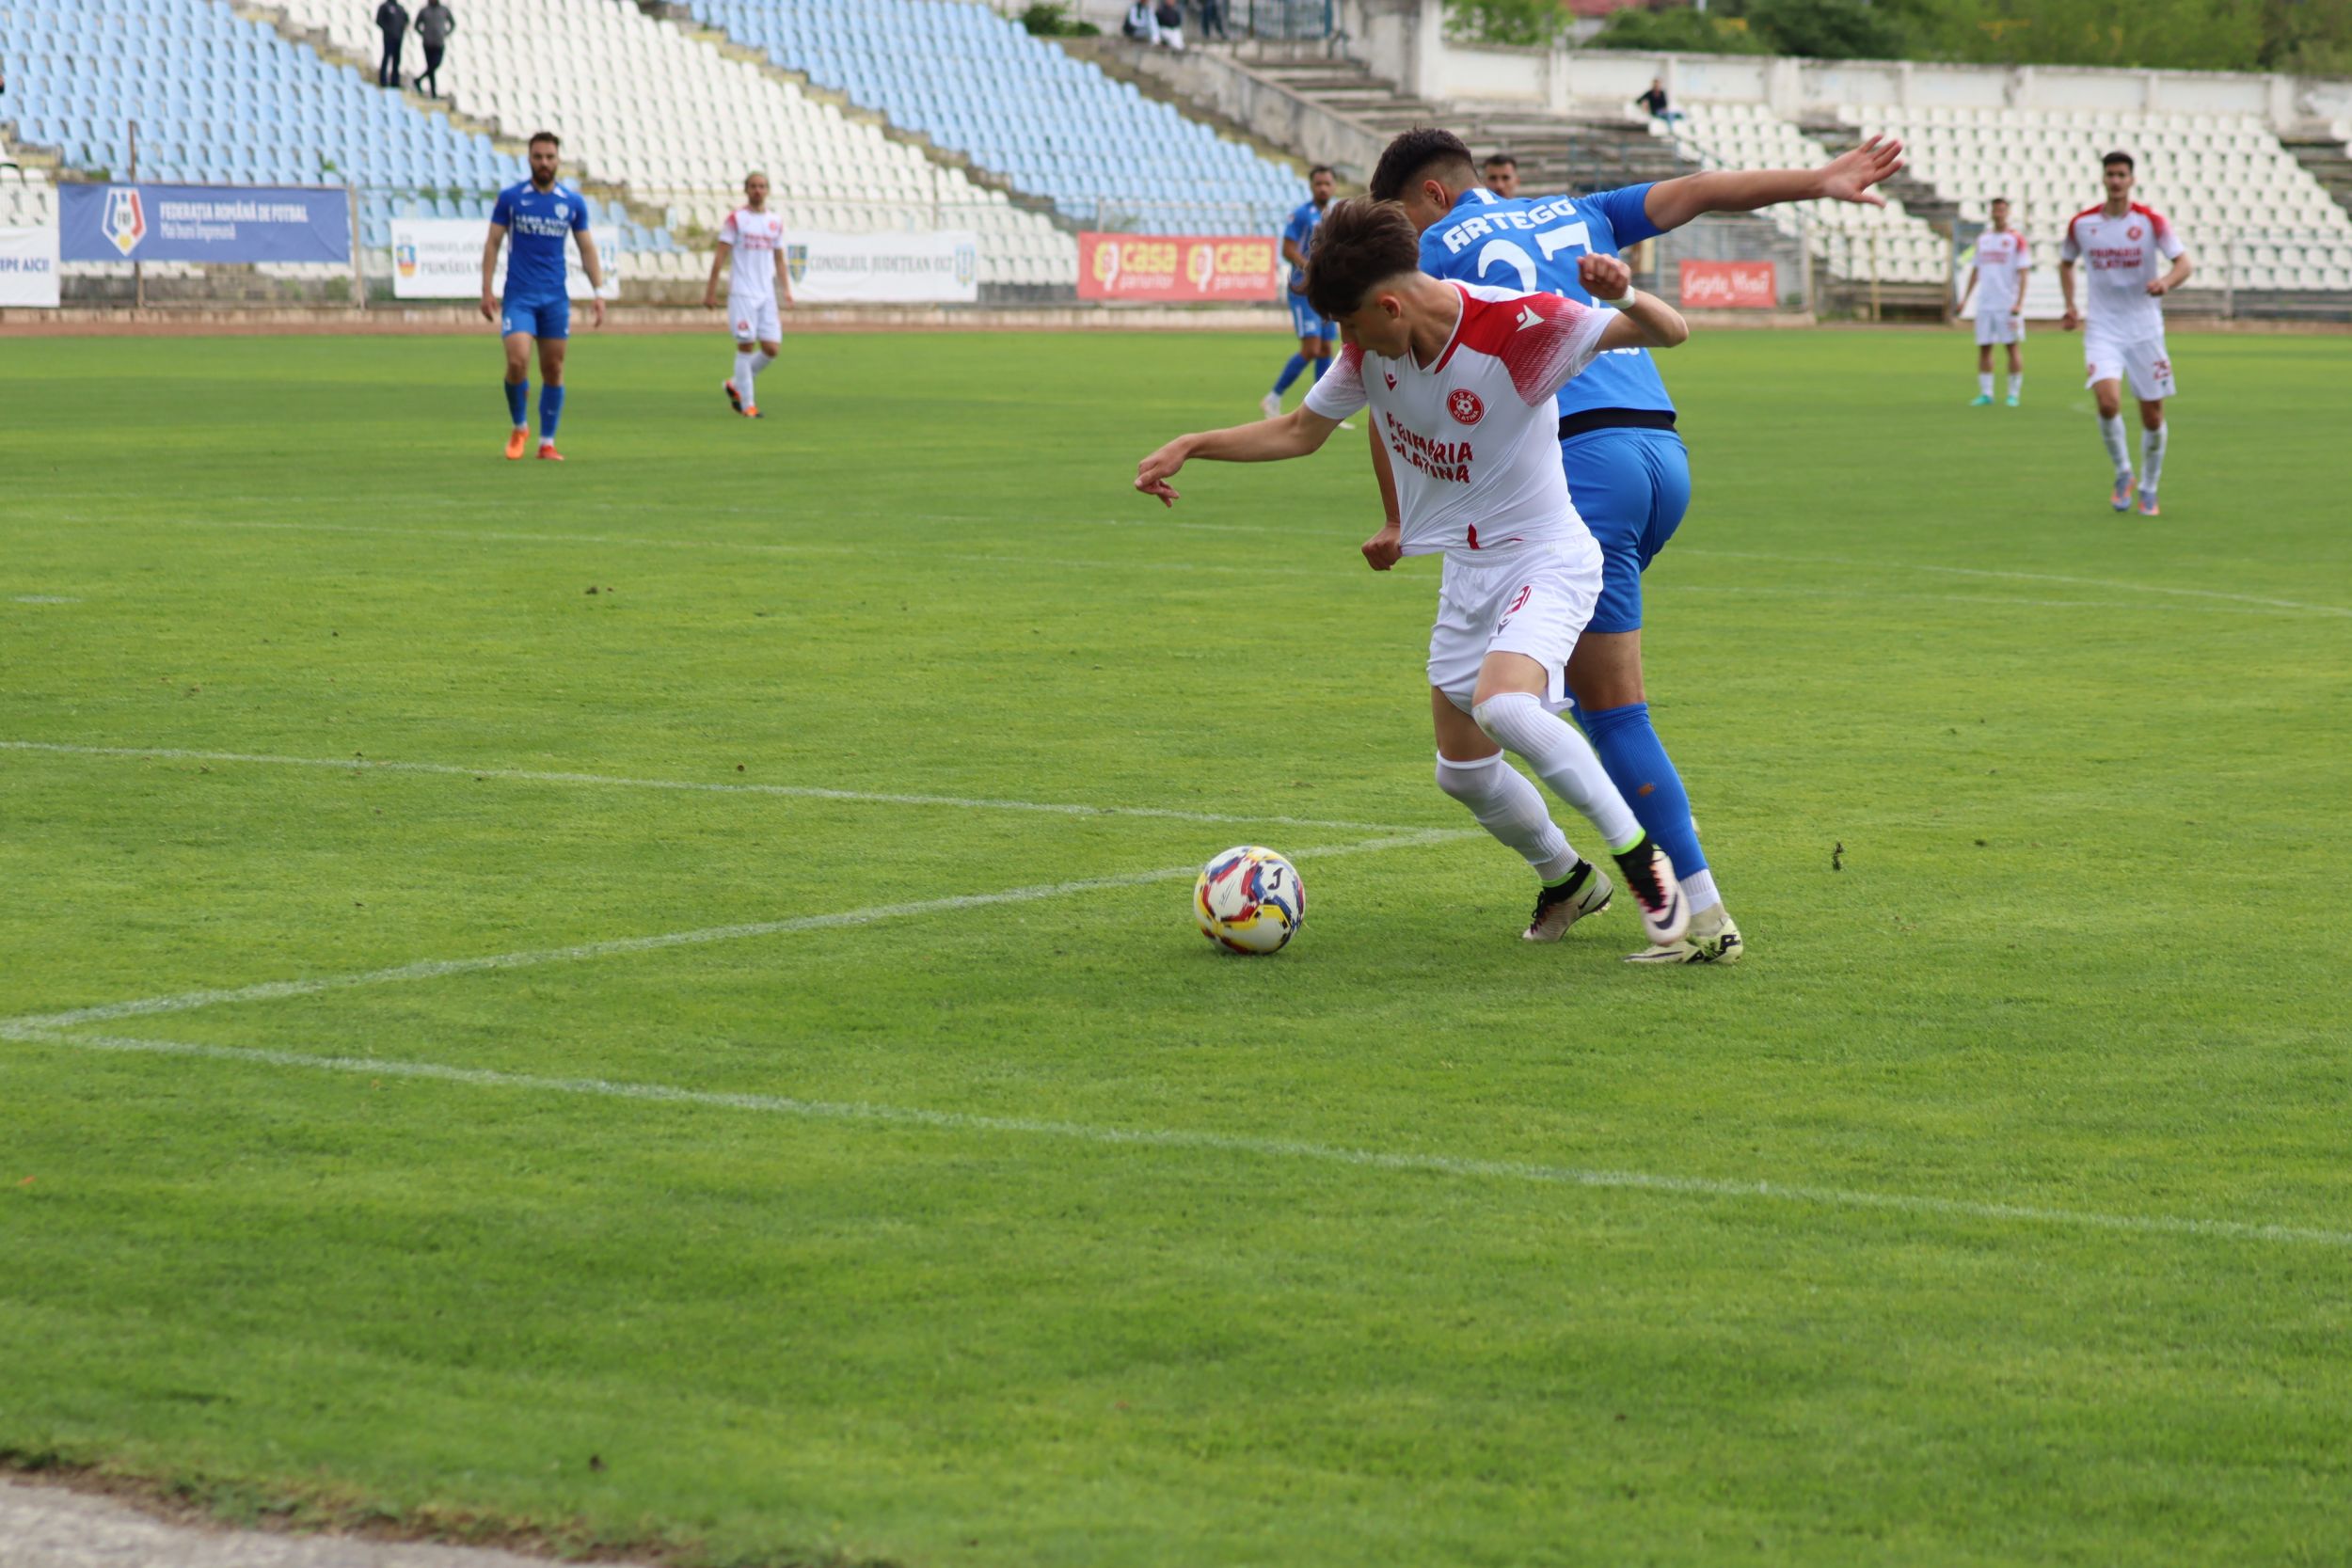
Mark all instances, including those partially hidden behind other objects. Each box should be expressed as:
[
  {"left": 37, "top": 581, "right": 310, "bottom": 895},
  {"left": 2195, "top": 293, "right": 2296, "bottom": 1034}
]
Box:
[
  {"left": 374, "top": 0, "right": 409, "bottom": 89},
  {"left": 1123, "top": 1, "right": 1157, "bottom": 42},
  {"left": 1153, "top": 0, "right": 1185, "bottom": 48},
  {"left": 1199, "top": 0, "right": 1231, "bottom": 40},
  {"left": 1636, "top": 78, "right": 1679, "bottom": 124},
  {"left": 1483, "top": 154, "right": 1518, "bottom": 198},
  {"left": 415, "top": 2, "right": 454, "bottom": 99}
]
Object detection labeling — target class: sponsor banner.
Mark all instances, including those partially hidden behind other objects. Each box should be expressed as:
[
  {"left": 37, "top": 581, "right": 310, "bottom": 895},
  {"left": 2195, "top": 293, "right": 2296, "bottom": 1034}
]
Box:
[
  {"left": 1078, "top": 233, "right": 1280, "bottom": 302},
  {"left": 60, "top": 182, "right": 350, "bottom": 263},
  {"left": 783, "top": 230, "right": 979, "bottom": 304},
  {"left": 0, "top": 219, "right": 62, "bottom": 308},
  {"left": 391, "top": 217, "right": 621, "bottom": 300},
  {"left": 1677, "top": 260, "right": 1776, "bottom": 309}
]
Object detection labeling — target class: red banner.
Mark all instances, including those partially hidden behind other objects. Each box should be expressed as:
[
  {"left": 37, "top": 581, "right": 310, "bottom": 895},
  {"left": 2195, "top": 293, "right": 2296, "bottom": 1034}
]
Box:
[
  {"left": 1677, "top": 260, "right": 1777, "bottom": 309},
  {"left": 1078, "top": 233, "right": 1281, "bottom": 302}
]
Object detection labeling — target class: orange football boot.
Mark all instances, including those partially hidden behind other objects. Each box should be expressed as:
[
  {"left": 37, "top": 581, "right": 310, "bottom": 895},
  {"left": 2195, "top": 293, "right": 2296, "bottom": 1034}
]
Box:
[{"left": 504, "top": 428, "right": 529, "bottom": 460}]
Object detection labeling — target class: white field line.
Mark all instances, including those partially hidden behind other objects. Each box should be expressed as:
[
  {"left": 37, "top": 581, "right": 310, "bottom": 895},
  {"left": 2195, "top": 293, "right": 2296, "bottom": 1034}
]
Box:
[
  {"left": 0, "top": 830, "right": 1474, "bottom": 1034},
  {"left": 1657, "top": 583, "right": 2299, "bottom": 618},
  {"left": 0, "top": 741, "right": 1427, "bottom": 835},
  {"left": 7, "top": 1025, "right": 2345, "bottom": 1252},
  {"left": 1677, "top": 547, "right": 2352, "bottom": 619}
]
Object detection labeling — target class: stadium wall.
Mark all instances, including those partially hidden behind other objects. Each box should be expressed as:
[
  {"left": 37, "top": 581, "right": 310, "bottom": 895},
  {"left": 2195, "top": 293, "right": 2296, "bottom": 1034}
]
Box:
[{"left": 1334, "top": 0, "right": 2350, "bottom": 134}]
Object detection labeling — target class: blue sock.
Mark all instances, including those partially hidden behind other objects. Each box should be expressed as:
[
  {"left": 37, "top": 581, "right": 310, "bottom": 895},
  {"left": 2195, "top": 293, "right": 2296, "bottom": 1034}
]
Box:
[
  {"left": 1311, "top": 355, "right": 1328, "bottom": 381},
  {"left": 538, "top": 384, "right": 564, "bottom": 442},
  {"left": 1577, "top": 701, "right": 1707, "bottom": 876},
  {"left": 503, "top": 379, "right": 528, "bottom": 428},
  {"left": 1272, "top": 354, "right": 1307, "bottom": 395}
]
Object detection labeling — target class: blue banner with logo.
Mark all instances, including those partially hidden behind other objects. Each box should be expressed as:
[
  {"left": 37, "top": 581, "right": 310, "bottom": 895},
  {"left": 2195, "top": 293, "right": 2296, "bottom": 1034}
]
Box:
[{"left": 59, "top": 182, "right": 351, "bottom": 263}]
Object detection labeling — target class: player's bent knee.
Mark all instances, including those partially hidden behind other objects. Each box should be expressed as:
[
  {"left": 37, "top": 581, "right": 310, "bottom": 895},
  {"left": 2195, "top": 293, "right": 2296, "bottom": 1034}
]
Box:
[
  {"left": 1470, "top": 690, "right": 1542, "bottom": 746},
  {"left": 759, "top": 340, "right": 782, "bottom": 356},
  {"left": 1434, "top": 752, "right": 1505, "bottom": 800}
]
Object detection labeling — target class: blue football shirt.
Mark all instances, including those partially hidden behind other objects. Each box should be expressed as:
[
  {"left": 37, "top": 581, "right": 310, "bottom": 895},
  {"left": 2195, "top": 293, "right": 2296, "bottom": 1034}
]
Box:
[
  {"left": 1418, "top": 184, "right": 1676, "bottom": 419},
  {"left": 490, "top": 180, "right": 587, "bottom": 301},
  {"left": 1281, "top": 198, "right": 1327, "bottom": 287}
]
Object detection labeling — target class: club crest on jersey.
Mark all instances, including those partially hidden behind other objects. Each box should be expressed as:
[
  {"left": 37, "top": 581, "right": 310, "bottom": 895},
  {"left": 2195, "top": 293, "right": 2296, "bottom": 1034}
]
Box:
[
  {"left": 1384, "top": 370, "right": 1397, "bottom": 390},
  {"left": 2126, "top": 224, "right": 2142, "bottom": 240},
  {"left": 1448, "top": 388, "right": 1485, "bottom": 426},
  {"left": 553, "top": 202, "right": 569, "bottom": 222}
]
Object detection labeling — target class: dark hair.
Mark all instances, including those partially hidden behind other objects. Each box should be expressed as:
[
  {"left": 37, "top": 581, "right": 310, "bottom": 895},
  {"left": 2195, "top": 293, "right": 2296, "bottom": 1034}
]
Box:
[
  {"left": 1989, "top": 195, "right": 2010, "bottom": 205},
  {"left": 1483, "top": 153, "right": 1518, "bottom": 171},
  {"left": 2102, "top": 150, "right": 2134, "bottom": 172},
  {"left": 530, "top": 131, "right": 562, "bottom": 150},
  {"left": 1309, "top": 165, "right": 1336, "bottom": 182},
  {"left": 1305, "top": 198, "right": 1422, "bottom": 321},
  {"left": 1368, "top": 127, "right": 1476, "bottom": 204}
]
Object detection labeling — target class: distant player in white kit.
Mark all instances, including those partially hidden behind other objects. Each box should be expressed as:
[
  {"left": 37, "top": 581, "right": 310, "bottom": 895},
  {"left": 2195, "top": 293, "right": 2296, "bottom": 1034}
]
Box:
[
  {"left": 2060, "top": 152, "right": 2191, "bottom": 515},
  {"left": 1135, "top": 198, "right": 1698, "bottom": 953},
  {"left": 703, "top": 170, "right": 794, "bottom": 419},
  {"left": 1960, "top": 196, "right": 2028, "bottom": 406}
]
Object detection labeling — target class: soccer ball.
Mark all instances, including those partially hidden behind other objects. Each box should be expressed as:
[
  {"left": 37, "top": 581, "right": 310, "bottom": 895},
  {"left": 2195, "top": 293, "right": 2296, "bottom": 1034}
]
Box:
[{"left": 1194, "top": 846, "right": 1305, "bottom": 955}]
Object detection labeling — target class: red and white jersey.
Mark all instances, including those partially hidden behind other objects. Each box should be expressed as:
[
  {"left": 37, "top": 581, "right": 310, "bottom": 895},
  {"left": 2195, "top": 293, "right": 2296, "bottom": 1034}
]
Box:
[
  {"left": 1973, "top": 227, "right": 2030, "bottom": 307},
  {"left": 1304, "top": 282, "right": 1613, "bottom": 561},
  {"left": 718, "top": 207, "right": 787, "bottom": 301},
  {"left": 2060, "top": 203, "right": 2184, "bottom": 341}
]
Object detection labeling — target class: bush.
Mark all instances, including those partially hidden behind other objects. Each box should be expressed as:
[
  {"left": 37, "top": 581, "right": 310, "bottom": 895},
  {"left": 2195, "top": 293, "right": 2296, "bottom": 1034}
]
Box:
[
  {"left": 1591, "top": 7, "right": 1772, "bottom": 54},
  {"left": 1444, "top": 0, "right": 1571, "bottom": 46},
  {"left": 1019, "top": 2, "right": 1098, "bottom": 38}
]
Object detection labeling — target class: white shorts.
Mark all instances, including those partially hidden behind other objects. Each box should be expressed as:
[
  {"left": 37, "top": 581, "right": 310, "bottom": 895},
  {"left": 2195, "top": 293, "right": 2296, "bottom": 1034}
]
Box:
[
  {"left": 728, "top": 293, "right": 781, "bottom": 343},
  {"left": 2084, "top": 330, "right": 2175, "bottom": 400},
  {"left": 1974, "top": 310, "right": 2025, "bottom": 346},
  {"left": 1426, "top": 539, "right": 1602, "bottom": 713}
]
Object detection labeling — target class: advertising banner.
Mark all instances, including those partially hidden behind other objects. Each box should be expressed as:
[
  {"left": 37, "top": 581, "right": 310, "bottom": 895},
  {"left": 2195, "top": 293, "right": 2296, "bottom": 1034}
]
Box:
[
  {"left": 0, "top": 219, "right": 62, "bottom": 308},
  {"left": 391, "top": 218, "right": 621, "bottom": 300},
  {"left": 1078, "top": 233, "right": 1280, "bottom": 303},
  {"left": 783, "top": 230, "right": 980, "bottom": 304},
  {"left": 1677, "top": 260, "right": 1777, "bottom": 309},
  {"left": 60, "top": 182, "right": 351, "bottom": 264}
]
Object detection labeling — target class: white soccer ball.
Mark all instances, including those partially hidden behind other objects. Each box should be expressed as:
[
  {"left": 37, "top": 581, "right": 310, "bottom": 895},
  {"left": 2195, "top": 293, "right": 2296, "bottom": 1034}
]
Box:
[{"left": 1194, "top": 846, "right": 1305, "bottom": 955}]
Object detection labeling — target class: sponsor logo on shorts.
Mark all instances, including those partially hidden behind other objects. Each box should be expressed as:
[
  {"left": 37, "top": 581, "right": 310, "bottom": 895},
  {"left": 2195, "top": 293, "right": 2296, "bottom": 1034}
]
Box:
[{"left": 1448, "top": 388, "right": 1485, "bottom": 426}]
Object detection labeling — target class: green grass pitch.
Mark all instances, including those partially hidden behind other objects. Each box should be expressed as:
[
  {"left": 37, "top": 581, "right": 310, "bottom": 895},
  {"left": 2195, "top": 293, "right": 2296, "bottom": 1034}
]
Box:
[{"left": 1, "top": 325, "right": 2346, "bottom": 1566}]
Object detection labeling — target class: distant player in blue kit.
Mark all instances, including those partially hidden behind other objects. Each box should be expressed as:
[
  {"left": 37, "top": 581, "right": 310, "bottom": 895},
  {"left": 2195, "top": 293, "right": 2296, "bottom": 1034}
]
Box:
[
  {"left": 1364, "top": 127, "right": 1903, "bottom": 962},
  {"left": 1262, "top": 165, "right": 1339, "bottom": 419},
  {"left": 481, "top": 131, "right": 606, "bottom": 461}
]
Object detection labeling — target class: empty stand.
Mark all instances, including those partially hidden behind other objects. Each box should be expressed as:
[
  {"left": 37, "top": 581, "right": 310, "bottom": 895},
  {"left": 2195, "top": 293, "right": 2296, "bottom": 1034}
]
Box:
[
  {"left": 264, "top": 0, "right": 1077, "bottom": 286},
  {"left": 690, "top": 0, "right": 1300, "bottom": 236}
]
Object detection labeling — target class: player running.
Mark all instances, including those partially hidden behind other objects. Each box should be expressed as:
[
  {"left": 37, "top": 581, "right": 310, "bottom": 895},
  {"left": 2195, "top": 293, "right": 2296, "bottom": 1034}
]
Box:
[
  {"left": 2060, "top": 151, "right": 2191, "bottom": 516},
  {"left": 1263, "top": 166, "right": 1338, "bottom": 419},
  {"left": 703, "top": 170, "right": 793, "bottom": 420},
  {"left": 1960, "top": 196, "right": 2029, "bottom": 405},
  {"left": 1366, "top": 126, "right": 1902, "bottom": 961},
  {"left": 481, "top": 132, "right": 605, "bottom": 461},
  {"left": 1137, "top": 198, "right": 1696, "bottom": 952}
]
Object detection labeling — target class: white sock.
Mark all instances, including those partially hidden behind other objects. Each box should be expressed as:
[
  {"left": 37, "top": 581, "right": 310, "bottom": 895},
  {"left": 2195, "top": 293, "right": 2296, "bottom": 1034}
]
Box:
[
  {"left": 1680, "top": 868, "right": 1722, "bottom": 916},
  {"left": 1433, "top": 752, "right": 1579, "bottom": 882},
  {"left": 734, "top": 350, "right": 756, "bottom": 409},
  {"left": 2099, "top": 413, "right": 2132, "bottom": 480},
  {"left": 2008, "top": 372, "right": 2022, "bottom": 399},
  {"left": 751, "top": 350, "right": 776, "bottom": 373},
  {"left": 1470, "top": 691, "right": 1642, "bottom": 852},
  {"left": 2140, "top": 422, "right": 2167, "bottom": 493},
  {"left": 1978, "top": 372, "right": 1994, "bottom": 397}
]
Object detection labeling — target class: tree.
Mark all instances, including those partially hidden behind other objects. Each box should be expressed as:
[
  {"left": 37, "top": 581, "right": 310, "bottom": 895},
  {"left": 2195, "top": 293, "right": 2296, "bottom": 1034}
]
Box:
[{"left": 1444, "top": 0, "right": 1572, "bottom": 46}]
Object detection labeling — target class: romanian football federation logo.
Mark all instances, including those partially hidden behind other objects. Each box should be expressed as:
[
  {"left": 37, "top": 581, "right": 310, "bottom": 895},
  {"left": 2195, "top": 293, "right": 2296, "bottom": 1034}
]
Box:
[
  {"left": 1448, "top": 388, "right": 1485, "bottom": 426},
  {"left": 786, "top": 244, "right": 809, "bottom": 286},
  {"left": 102, "top": 187, "right": 147, "bottom": 256}
]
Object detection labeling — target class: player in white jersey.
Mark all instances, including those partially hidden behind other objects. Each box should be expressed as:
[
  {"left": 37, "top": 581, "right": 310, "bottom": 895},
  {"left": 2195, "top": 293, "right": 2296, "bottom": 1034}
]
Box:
[
  {"left": 2059, "top": 152, "right": 2191, "bottom": 515},
  {"left": 702, "top": 170, "right": 794, "bottom": 420},
  {"left": 1135, "top": 198, "right": 1696, "bottom": 950},
  {"left": 1960, "top": 196, "right": 2029, "bottom": 406}
]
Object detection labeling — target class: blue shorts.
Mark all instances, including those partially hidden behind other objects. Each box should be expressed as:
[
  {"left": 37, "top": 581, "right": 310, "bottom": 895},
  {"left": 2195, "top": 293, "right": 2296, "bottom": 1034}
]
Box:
[
  {"left": 1287, "top": 289, "right": 1337, "bottom": 341},
  {"left": 1561, "top": 426, "right": 1692, "bottom": 635},
  {"left": 501, "top": 293, "right": 570, "bottom": 341}
]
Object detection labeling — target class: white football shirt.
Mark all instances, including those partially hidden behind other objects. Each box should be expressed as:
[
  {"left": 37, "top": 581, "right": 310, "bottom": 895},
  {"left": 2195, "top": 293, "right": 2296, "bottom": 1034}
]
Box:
[
  {"left": 1304, "top": 282, "right": 1613, "bottom": 562},
  {"left": 1973, "top": 228, "right": 2030, "bottom": 310},
  {"left": 2060, "top": 203, "right": 2184, "bottom": 341},
  {"left": 718, "top": 207, "right": 787, "bottom": 302}
]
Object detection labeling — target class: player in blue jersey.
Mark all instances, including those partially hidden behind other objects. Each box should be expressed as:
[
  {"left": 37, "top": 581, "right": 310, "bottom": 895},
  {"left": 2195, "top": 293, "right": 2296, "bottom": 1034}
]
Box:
[
  {"left": 1364, "top": 127, "right": 1903, "bottom": 962},
  {"left": 1262, "top": 165, "right": 1339, "bottom": 419},
  {"left": 481, "top": 132, "right": 606, "bottom": 461}
]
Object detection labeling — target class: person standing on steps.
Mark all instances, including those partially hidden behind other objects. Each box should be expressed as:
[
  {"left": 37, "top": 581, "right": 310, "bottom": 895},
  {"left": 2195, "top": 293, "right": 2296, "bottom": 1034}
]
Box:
[
  {"left": 374, "top": 0, "right": 409, "bottom": 89},
  {"left": 415, "top": 2, "right": 454, "bottom": 100}
]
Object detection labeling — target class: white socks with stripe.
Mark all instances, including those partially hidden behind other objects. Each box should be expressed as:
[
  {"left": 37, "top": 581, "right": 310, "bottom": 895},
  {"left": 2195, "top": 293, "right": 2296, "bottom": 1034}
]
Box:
[
  {"left": 2140, "top": 422, "right": 2168, "bottom": 495},
  {"left": 1434, "top": 752, "right": 1578, "bottom": 882},
  {"left": 1470, "top": 692, "right": 1643, "bottom": 853},
  {"left": 2099, "top": 413, "right": 2132, "bottom": 480}
]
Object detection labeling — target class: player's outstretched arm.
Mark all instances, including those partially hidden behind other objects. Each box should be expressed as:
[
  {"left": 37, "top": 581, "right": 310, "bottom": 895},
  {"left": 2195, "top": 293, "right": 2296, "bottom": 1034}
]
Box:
[
  {"left": 575, "top": 230, "right": 608, "bottom": 328},
  {"left": 1582, "top": 253, "right": 1688, "bottom": 353},
  {"left": 1135, "top": 409, "right": 1343, "bottom": 507},
  {"left": 1641, "top": 135, "right": 1903, "bottom": 233},
  {"left": 703, "top": 240, "right": 730, "bottom": 309},
  {"left": 479, "top": 222, "right": 506, "bottom": 323}
]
